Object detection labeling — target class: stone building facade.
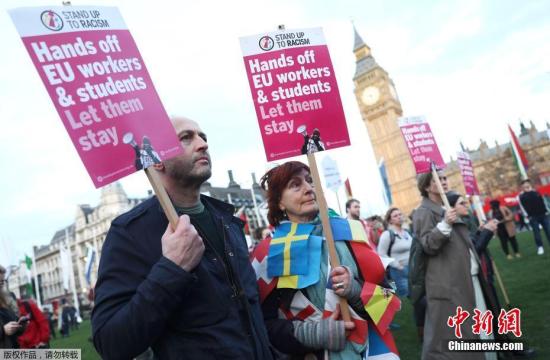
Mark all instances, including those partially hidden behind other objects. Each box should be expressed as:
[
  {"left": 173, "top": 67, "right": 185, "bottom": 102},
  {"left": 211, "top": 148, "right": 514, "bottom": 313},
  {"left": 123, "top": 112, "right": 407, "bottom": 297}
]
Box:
[
  {"left": 446, "top": 122, "right": 550, "bottom": 198},
  {"left": 26, "top": 170, "right": 266, "bottom": 307},
  {"left": 33, "top": 182, "right": 143, "bottom": 306}
]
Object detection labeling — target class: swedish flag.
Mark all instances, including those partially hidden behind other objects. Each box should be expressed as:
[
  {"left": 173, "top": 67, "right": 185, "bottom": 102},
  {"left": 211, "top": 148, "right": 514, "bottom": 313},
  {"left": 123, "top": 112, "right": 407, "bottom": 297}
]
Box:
[
  {"left": 277, "top": 235, "right": 323, "bottom": 289},
  {"left": 267, "top": 222, "right": 315, "bottom": 277}
]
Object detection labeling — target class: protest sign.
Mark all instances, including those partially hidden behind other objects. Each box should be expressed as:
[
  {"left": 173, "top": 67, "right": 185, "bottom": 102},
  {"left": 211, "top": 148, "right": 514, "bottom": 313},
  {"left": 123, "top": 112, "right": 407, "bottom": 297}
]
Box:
[
  {"left": 457, "top": 151, "right": 480, "bottom": 196},
  {"left": 321, "top": 155, "right": 342, "bottom": 192},
  {"left": 9, "top": 6, "right": 182, "bottom": 187},
  {"left": 398, "top": 116, "right": 445, "bottom": 174},
  {"left": 240, "top": 27, "right": 350, "bottom": 161}
]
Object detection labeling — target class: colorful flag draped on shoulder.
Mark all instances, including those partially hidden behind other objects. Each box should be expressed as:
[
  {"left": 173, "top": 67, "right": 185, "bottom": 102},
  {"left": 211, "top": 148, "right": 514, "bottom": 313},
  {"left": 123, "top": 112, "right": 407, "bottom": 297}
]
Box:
[
  {"left": 361, "top": 282, "right": 401, "bottom": 334},
  {"left": 323, "top": 287, "right": 368, "bottom": 345},
  {"left": 278, "top": 290, "right": 322, "bottom": 323},
  {"left": 250, "top": 236, "right": 277, "bottom": 302},
  {"left": 366, "top": 322, "right": 400, "bottom": 359},
  {"left": 349, "top": 241, "right": 386, "bottom": 285},
  {"left": 267, "top": 222, "right": 315, "bottom": 277},
  {"left": 277, "top": 235, "right": 323, "bottom": 289},
  {"left": 330, "top": 217, "right": 369, "bottom": 243}
]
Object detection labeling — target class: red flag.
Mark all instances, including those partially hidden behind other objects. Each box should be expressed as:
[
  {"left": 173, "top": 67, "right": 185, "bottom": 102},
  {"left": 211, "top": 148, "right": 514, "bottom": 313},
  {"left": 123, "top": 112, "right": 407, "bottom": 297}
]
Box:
[
  {"left": 236, "top": 206, "right": 250, "bottom": 234},
  {"left": 508, "top": 124, "right": 528, "bottom": 179},
  {"left": 345, "top": 178, "right": 353, "bottom": 199}
]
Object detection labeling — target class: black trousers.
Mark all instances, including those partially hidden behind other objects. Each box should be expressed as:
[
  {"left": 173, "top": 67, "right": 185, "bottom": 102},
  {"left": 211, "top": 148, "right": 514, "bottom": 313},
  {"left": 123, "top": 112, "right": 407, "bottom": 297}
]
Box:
[{"left": 497, "top": 226, "right": 518, "bottom": 255}]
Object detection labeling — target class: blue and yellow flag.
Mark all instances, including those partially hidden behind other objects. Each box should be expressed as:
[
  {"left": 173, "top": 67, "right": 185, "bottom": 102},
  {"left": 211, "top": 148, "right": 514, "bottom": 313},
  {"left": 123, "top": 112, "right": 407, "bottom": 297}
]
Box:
[
  {"left": 267, "top": 222, "right": 315, "bottom": 277},
  {"left": 329, "top": 218, "right": 369, "bottom": 242},
  {"left": 277, "top": 235, "right": 323, "bottom": 289}
]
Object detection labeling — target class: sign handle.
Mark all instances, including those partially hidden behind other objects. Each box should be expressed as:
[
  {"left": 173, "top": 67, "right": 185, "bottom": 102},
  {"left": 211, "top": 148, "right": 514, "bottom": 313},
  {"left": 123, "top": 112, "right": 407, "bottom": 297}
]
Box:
[
  {"left": 470, "top": 195, "right": 511, "bottom": 306},
  {"left": 492, "top": 259, "right": 511, "bottom": 307},
  {"left": 335, "top": 191, "right": 343, "bottom": 215},
  {"left": 307, "top": 153, "right": 351, "bottom": 323},
  {"left": 145, "top": 167, "right": 179, "bottom": 230},
  {"left": 431, "top": 162, "right": 450, "bottom": 210},
  {"left": 471, "top": 195, "right": 486, "bottom": 225}
]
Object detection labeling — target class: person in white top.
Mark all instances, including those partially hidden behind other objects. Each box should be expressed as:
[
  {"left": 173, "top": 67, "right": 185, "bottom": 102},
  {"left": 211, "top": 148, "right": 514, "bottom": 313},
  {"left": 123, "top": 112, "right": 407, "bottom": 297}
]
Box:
[{"left": 377, "top": 207, "right": 413, "bottom": 298}]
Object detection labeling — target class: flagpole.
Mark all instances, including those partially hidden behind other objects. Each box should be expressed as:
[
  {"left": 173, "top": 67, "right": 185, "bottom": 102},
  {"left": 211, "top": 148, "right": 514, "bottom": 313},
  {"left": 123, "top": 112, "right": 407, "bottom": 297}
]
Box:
[
  {"left": 92, "top": 227, "right": 100, "bottom": 275},
  {"left": 64, "top": 228, "right": 80, "bottom": 316},
  {"left": 31, "top": 250, "right": 42, "bottom": 308},
  {"left": 250, "top": 185, "right": 262, "bottom": 228},
  {"left": 335, "top": 191, "right": 343, "bottom": 215},
  {"left": 307, "top": 153, "right": 351, "bottom": 323}
]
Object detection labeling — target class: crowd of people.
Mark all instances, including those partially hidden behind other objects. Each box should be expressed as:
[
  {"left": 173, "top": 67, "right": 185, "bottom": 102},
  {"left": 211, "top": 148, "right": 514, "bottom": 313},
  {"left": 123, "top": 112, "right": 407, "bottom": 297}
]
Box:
[
  {"left": 0, "top": 265, "right": 81, "bottom": 349},
  {"left": 3, "top": 116, "right": 549, "bottom": 359}
]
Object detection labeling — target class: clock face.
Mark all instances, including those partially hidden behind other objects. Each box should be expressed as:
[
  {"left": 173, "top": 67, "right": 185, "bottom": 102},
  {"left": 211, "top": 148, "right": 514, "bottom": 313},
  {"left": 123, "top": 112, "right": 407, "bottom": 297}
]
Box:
[{"left": 361, "top": 86, "right": 380, "bottom": 106}]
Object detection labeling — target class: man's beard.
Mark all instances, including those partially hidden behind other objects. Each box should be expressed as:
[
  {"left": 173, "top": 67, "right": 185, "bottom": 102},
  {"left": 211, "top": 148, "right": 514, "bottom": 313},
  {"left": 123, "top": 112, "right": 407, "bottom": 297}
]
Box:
[{"left": 164, "top": 156, "right": 212, "bottom": 188}]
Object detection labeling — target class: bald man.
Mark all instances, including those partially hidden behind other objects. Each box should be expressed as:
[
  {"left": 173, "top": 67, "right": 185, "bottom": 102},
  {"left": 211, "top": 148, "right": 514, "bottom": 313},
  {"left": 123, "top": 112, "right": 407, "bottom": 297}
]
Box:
[{"left": 92, "top": 118, "right": 273, "bottom": 360}]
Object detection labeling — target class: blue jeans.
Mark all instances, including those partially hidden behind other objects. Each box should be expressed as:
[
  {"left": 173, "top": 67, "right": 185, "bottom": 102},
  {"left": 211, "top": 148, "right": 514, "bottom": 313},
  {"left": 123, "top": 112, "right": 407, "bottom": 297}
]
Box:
[
  {"left": 389, "top": 265, "right": 409, "bottom": 298},
  {"left": 529, "top": 214, "right": 550, "bottom": 247}
]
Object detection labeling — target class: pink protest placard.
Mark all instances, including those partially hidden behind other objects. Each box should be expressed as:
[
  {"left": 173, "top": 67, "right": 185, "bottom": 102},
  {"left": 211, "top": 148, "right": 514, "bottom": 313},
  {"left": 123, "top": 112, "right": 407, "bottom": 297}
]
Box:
[
  {"left": 240, "top": 27, "right": 350, "bottom": 161},
  {"left": 398, "top": 116, "right": 445, "bottom": 174},
  {"left": 9, "top": 6, "right": 182, "bottom": 187},
  {"left": 457, "top": 151, "right": 480, "bottom": 195}
]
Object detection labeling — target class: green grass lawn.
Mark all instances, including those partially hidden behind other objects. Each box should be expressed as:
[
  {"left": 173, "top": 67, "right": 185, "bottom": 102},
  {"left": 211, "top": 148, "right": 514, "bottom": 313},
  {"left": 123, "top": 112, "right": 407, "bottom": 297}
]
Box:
[
  {"left": 49, "top": 231, "right": 549, "bottom": 359},
  {"left": 49, "top": 319, "right": 100, "bottom": 359},
  {"left": 393, "top": 230, "right": 550, "bottom": 359}
]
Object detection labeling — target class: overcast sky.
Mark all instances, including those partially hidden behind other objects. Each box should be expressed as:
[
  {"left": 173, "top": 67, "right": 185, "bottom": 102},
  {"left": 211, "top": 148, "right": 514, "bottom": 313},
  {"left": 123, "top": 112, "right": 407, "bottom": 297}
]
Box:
[{"left": 1, "top": 0, "right": 549, "bottom": 266}]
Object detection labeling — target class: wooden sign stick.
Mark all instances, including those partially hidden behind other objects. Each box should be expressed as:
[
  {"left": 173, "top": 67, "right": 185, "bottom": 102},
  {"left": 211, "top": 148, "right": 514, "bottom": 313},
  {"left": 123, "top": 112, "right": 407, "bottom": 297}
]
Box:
[
  {"left": 307, "top": 153, "right": 352, "bottom": 322},
  {"left": 431, "top": 162, "right": 450, "bottom": 210},
  {"left": 145, "top": 167, "right": 179, "bottom": 230}
]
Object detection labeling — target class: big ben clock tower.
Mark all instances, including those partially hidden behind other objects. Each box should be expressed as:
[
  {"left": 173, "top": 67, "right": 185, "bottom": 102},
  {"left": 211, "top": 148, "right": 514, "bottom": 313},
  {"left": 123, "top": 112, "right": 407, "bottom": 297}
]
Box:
[{"left": 352, "top": 27, "right": 420, "bottom": 215}]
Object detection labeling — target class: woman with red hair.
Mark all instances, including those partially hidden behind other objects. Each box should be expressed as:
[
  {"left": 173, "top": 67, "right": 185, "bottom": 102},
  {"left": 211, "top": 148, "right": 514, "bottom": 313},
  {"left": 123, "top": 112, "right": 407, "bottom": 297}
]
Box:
[{"left": 252, "top": 161, "right": 399, "bottom": 360}]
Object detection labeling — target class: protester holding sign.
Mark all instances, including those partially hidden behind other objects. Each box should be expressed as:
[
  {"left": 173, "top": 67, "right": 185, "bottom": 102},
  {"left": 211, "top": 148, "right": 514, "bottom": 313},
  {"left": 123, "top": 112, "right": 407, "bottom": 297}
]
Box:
[
  {"left": 412, "top": 172, "right": 499, "bottom": 359},
  {"left": 92, "top": 117, "right": 273, "bottom": 359},
  {"left": 441, "top": 192, "right": 498, "bottom": 360},
  {"left": 410, "top": 171, "right": 453, "bottom": 356},
  {"left": 251, "top": 161, "right": 400, "bottom": 360}
]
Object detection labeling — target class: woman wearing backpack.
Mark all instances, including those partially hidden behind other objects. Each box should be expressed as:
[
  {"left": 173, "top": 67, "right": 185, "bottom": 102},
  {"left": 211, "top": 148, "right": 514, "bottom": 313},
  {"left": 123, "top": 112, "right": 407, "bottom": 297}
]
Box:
[{"left": 377, "top": 207, "right": 412, "bottom": 299}]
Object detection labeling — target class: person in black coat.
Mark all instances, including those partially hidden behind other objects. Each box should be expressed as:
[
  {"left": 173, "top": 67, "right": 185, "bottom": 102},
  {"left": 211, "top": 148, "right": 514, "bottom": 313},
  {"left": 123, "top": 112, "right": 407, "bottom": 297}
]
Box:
[
  {"left": 0, "top": 266, "right": 26, "bottom": 348},
  {"left": 92, "top": 117, "right": 273, "bottom": 360}
]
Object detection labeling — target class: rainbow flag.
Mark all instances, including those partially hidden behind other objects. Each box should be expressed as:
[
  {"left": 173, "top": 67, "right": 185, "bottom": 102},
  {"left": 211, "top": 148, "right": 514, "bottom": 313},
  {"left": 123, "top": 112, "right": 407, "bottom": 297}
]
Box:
[
  {"left": 508, "top": 124, "right": 528, "bottom": 180},
  {"left": 267, "top": 222, "right": 314, "bottom": 277},
  {"left": 361, "top": 282, "right": 401, "bottom": 334}
]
